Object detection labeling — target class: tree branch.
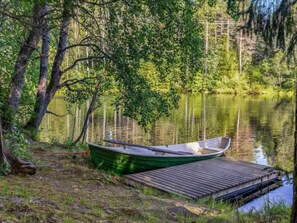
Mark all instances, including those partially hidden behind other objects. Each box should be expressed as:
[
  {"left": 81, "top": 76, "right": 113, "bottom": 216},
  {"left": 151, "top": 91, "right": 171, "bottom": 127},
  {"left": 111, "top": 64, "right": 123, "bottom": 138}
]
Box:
[
  {"left": 46, "top": 110, "right": 68, "bottom": 117},
  {"left": 57, "top": 76, "right": 96, "bottom": 96},
  {"left": 61, "top": 56, "right": 106, "bottom": 74},
  {"left": 85, "top": 0, "right": 122, "bottom": 6},
  {"left": 58, "top": 77, "right": 95, "bottom": 89},
  {"left": 63, "top": 42, "right": 103, "bottom": 52},
  {"left": 74, "top": 4, "right": 101, "bottom": 32},
  {"left": 71, "top": 76, "right": 102, "bottom": 145}
]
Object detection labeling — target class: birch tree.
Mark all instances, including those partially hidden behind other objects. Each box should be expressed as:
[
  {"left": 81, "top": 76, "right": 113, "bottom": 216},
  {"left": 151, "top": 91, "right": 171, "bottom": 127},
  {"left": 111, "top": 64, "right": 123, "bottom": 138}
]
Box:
[
  {"left": 25, "top": 0, "right": 203, "bottom": 132},
  {"left": 4, "top": 1, "right": 48, "bottom": 128}
]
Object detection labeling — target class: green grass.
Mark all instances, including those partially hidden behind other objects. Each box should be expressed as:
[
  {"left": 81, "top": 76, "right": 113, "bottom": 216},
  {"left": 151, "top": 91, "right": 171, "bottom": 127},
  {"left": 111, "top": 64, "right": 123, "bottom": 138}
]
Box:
[
  {"left": 238, "top": 199, "right": 291, "bottom": 223},
  {"left": 138, "top": 186, "right": 162, "bottom": 196},
  {"left": 0, "top": 141, "right": 292, "bottom": 223}
]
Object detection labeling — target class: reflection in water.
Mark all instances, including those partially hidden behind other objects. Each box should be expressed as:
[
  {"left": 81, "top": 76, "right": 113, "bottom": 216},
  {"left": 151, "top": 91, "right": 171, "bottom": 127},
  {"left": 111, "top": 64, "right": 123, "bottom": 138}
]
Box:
[
  {"left": 239, "top": 176, "right": 293, "bottom": 212},
  {"left": 40, "top": 94, "right": 294, "bottom": 169},
  {"left": 253, "top": 146, "right": 268, "bottom": 166},
  {"left": 39, "top": 94, "right": 294, "bottom": 208}
]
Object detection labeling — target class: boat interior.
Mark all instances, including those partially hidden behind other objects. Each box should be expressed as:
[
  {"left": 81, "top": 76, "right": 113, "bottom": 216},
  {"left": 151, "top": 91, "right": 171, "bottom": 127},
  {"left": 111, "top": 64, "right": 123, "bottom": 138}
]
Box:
[{"left": 102, "top": 137, "right": 230, "bottom": 156}]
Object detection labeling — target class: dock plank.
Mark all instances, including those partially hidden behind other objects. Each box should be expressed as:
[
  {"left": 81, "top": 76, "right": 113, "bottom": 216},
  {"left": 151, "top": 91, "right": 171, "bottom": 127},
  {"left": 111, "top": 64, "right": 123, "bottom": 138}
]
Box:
[
  {"left": 124, "top": 157, "right": 282, "bottom": 201},
  {"left": 145, "top": 167, "right": 255, "bottom": 187},
  {"left": 136, "top": 173, "right": 222, "bottom": 193}
]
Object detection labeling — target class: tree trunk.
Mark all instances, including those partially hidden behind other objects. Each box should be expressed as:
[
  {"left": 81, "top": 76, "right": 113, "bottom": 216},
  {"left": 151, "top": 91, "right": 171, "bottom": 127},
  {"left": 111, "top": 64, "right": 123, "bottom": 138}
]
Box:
[
  {"left": 26, "top": 6, "right": 50, "bottom": 130},
  {"left": 291, "top": 80, "right": 297, "bottom": 222},
  {"left": 226, "top": 19, "right": 230, "bottom": 51},
  {"left": 5, "top": 3, "right": 48, "bottom": 128},
  {"left": 26, "top": 0, "right": 71, "bottom": 130},
  {"left": 0, "top": 118, "right": 36, "bottom": 175},
  {"left": 238, "top": 29, "right": 243, "bottom": 75},
  {"left": 203, "top": 21, "right": 209, "bottom": 86},
  {"left": 72, "top": 78, "right": 101, "bottom": 145}
]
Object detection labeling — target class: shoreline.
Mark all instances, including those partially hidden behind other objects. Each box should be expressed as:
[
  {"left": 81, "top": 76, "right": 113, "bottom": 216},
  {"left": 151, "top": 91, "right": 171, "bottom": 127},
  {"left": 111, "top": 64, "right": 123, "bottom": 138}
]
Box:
[{"left": 0, "top": 141, "right": 291, "bottom": 222}]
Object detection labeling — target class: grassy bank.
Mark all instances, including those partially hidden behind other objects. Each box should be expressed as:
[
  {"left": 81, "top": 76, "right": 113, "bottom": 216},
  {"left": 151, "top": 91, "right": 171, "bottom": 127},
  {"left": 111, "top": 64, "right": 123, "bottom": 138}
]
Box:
[{"left": 0, "top": 142, "right": 291, "bottom": 222}]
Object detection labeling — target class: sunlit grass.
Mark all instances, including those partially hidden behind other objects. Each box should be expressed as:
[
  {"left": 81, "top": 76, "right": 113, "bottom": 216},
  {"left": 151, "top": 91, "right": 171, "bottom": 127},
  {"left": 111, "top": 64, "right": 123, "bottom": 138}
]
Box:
[
  {"left": 0, "top": 141, "right": 292, "bottom": 223},
  {"left": 238, "top": 199, "right": 291, "bottom": 223}
]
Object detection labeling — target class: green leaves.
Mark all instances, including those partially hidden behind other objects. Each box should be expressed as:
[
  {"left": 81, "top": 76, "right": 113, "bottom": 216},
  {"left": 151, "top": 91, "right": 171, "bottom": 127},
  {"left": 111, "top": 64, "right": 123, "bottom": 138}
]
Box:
[
  {"left": 1, "top": 0, "right": 203, "bottom": 130},
  {"left": 93, "top": 0, "right": 202, "bottom": 128},
  {"left": 246, "top": 49, "right": 296, "bottom": 90},
  {"left": 114, "top": 86, "right": 179, "bottom": 131}
]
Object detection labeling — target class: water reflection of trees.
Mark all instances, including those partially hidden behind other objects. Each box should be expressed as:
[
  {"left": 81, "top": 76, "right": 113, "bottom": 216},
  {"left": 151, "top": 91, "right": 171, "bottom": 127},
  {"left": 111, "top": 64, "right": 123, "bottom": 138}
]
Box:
[
  {"left": 39, "top": 95, "right": 294, "bottom": 170},
  {"left": 248, "top": 98, "right": 294, "bottom": 171}
]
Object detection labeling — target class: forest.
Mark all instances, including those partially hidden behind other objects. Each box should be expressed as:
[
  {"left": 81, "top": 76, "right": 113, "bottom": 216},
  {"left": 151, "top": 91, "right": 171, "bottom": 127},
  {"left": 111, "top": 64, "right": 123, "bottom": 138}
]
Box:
[
  {"left": 0, "top": 0, "right": 297, "bottom": 222},
  {"left": 0, "top": 0, "right": 295, "bottom": 131}
]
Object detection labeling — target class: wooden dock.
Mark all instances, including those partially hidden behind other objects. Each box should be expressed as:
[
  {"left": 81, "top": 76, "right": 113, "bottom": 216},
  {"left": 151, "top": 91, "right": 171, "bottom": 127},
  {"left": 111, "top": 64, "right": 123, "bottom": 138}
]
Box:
[{"left": 124, "top": 157, "right": 282, "bottom": 202}]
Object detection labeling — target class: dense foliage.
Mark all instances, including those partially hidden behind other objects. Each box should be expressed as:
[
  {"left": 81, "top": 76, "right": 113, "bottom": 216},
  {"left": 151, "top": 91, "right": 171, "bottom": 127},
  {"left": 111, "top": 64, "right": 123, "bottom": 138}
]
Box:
[
  {"left": 0, "top": 0, "right": 294, "bottom": 131},
  {"left": 194, "top": 1, "right": 296, "bottom": 94},
  {"left": 0, "top": 0, "right": 205, "bottom": 130},
  {"left": 0, "top": 1, "right": 295, "bottom": 131}
]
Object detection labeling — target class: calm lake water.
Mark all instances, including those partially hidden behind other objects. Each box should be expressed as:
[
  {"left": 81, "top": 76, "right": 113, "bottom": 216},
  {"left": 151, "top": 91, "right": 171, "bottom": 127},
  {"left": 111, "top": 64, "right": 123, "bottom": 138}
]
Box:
[{"left": 39, "top": 94, "right": 294, "bottom": 210}]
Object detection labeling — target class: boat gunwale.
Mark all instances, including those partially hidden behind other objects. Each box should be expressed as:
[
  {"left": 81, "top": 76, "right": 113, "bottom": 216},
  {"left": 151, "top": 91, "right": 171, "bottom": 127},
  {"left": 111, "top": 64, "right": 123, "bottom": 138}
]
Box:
[{"left": 88, "top": 137, "right": 231, "bottom": 158}]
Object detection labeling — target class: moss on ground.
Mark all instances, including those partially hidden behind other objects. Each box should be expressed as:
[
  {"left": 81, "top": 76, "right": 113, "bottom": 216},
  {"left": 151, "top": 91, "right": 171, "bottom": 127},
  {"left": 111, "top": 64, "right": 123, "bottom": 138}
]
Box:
[{"left": 0, "top": 142, "right": 291, "bottom": 223}]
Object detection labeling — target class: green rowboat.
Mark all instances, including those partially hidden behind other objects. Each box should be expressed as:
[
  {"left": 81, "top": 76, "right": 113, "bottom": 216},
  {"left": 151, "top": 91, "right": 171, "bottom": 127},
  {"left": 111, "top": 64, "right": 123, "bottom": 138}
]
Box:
[{"left": 88, "top": 136, "right": 231, "bottom": 175}]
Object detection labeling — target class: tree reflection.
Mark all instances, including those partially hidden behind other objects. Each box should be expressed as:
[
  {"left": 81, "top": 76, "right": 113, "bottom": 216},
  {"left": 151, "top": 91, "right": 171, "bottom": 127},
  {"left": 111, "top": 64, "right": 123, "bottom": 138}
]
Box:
[{"left": 39, "top": 94, "right": 294, "bottom": 170}]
